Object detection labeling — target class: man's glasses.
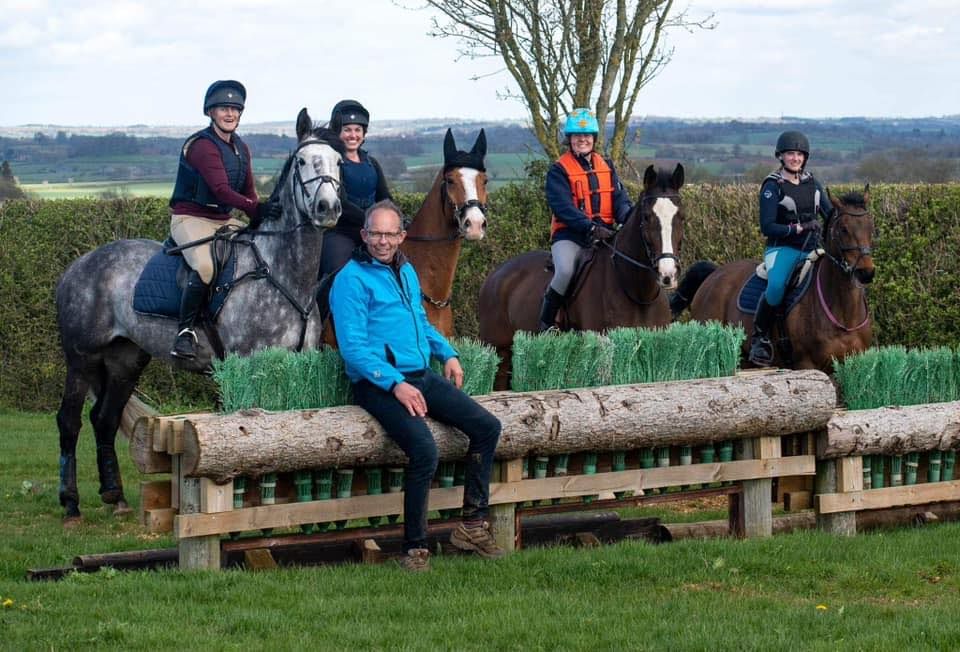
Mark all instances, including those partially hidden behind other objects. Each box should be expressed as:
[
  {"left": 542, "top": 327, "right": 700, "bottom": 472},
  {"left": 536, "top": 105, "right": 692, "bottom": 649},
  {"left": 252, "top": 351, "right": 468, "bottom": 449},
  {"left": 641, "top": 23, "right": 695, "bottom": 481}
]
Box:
[{"left": 365, "top": 230, "right": 403, "bottom": 242}]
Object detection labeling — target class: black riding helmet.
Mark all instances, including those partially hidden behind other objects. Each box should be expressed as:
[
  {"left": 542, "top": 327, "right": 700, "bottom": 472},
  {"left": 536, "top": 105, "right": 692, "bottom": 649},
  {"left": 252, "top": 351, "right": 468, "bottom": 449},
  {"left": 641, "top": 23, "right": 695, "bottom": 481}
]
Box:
[
  {"left": 203, "top": 80, "right": 246, "bottom": 114},
  {"left": 775, "top": 130, "right": 810, "bottom": 158},
  {"left": 330, "top": 99, "right": 370, "bottom": 133}
]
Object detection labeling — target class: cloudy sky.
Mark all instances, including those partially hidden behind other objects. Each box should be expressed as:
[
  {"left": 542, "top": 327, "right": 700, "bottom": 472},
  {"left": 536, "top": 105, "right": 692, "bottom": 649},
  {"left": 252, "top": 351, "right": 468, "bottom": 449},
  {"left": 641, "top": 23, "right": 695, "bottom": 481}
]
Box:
[{"left": 2, "top": 0, "right": 958, "bottom": 127}]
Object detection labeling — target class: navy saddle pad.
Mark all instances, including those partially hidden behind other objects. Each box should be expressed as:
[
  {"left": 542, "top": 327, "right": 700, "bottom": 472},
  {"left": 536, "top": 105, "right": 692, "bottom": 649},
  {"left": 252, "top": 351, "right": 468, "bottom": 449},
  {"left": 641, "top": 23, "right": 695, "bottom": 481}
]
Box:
[
  {"left": 736, "top": 266, "right": 814, "bottom": 316},
  {"left": 133, "top": 241, "right": 236, "bottom": 320}
]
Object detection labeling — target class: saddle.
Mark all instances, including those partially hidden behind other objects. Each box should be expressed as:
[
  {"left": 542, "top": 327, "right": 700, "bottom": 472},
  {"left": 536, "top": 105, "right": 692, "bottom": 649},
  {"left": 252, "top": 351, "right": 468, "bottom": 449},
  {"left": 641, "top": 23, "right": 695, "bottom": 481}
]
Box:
[
  {"left": 736, "top": 248, "right": 823, "bottom": 315},
  {"left": 737, "top": 249, "right": 824, "bottom": 365},
  {"left": 132, "top": 236, "right": 238, "bottom": 321},
  {"left": 543, "top": 244, "right": 602, "bottom": 329}
]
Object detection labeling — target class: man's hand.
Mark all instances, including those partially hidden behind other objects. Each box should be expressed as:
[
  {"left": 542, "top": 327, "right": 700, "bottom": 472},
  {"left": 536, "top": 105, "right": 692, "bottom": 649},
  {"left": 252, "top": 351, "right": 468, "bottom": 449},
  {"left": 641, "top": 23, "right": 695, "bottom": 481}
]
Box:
[
  {"left": 444, "top": 357, "right": 464, "bottom": 389},
  {"left": 393, "top": 381, "right": 427, "bottom": 417}
]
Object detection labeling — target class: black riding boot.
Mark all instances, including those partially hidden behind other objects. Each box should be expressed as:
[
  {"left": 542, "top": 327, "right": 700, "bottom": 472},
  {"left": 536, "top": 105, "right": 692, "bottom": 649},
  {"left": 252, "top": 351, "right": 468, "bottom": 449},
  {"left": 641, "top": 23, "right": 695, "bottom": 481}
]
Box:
[
  {"left": 171, "top": 269, "right": 208, "bottom": 359},
  {"left": 537, "top": 287, "right": 565, "bottom": 332},
  {"left": 748, "top": 296, "right": 776, "bottom": 367}
]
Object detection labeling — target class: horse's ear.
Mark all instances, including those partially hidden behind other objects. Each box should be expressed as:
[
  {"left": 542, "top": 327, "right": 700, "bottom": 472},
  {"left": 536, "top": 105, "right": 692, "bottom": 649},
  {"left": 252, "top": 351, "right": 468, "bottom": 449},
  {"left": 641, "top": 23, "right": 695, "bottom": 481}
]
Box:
[
  {"left": 862, "top": 183, "right": 870, "bottom": 205},
  {"left": 643, "top": 164, "right": 657, "bottom": 191},
  {"left": 671, "top": 163, "right": 685, "bottom": 190},
  {"left": 296, "top": 108, "right": 312, "bottom": 142},
  {"left": 471, "top": 129, "right": 487, "bottom": 159},
  {"left": 443, "top": 129, "right": 457, "bottom": 166}
]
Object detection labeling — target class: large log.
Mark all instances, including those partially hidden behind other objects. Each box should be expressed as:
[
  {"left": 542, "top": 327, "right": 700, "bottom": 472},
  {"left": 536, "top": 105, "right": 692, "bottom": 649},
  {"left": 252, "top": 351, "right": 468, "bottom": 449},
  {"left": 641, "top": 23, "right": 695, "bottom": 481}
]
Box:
[
  {"left": 132, "top": 370, "right": 836, "bottom": 482},
  {"left": 819, "top": 401, "right": 960, "bottom": 459}
]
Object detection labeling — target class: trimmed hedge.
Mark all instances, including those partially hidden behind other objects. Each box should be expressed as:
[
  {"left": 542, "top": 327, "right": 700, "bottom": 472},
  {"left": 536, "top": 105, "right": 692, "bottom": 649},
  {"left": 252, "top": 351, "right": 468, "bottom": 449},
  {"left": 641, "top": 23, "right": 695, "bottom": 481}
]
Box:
[{"left": 2, "top": 183, "right": 959, "bottom": 410}]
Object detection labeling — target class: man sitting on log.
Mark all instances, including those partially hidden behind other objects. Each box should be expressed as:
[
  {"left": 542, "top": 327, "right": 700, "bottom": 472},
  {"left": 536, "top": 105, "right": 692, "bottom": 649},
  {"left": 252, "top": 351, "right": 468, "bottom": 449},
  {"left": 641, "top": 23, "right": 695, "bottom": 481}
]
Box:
[{"left": 330, "top": 199, "right": 505, "bottom": 572}]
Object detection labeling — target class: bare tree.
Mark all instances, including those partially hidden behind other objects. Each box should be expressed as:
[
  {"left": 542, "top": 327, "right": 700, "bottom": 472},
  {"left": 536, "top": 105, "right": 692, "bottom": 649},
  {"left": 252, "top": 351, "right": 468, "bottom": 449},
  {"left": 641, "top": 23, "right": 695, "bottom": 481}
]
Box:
[{"left": 421, "top": 0, "right": 713, "bottom": 163}]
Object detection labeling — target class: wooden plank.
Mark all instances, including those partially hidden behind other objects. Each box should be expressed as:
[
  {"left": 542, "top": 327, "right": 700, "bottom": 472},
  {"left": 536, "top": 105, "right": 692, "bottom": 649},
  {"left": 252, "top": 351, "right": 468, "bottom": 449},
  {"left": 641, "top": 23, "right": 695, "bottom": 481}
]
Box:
[
  {"left": 139, "top": 480, "right": 172, "bottom": 512},
  {"left": 741, "top": 436, "right": 779, "bottom": 538},
  {"left": 490, "top": 458, "right": 522, "bottom": 552},
  {"left": 243, "top": 548, "right": 278, "bottom": 570},
  {"left": 177, "top": 473, "right": 221, "bottom": 570},
  {"left": 815, "top": 459, "right": 856, "bottom": 535},
  {"left": 168, "top": 419, "right": 186, "bottom": 455},
  {"left": 817, "top": 478, "right": 960, "bottom": 514},
  {"left": 150, "top": 418, "right": 166, "bottom": 453},
  {"left": 199, "top": 478, "right": 233, "bottom": 514},
  {"left": 838, "top": 456, "right": 864, "bottom": 493},
  {"left": 783, "top": 491, "right": 812, "bottom": 511},
  {"left": 176, "top": 457, "right": 813, "bottom": 539},
  {"left": 144, "top": 507, "right": 175, "bottom": 533},
  {"left": 170, "top": 455, "right": 181, "bottom": 511}
]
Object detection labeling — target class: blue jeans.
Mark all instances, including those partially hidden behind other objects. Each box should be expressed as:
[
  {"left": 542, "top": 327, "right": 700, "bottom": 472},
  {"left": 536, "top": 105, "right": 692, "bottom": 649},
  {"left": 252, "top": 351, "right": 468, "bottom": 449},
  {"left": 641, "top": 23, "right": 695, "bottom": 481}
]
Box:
[
  {"left": 353, "top": 370, "right": 501, "bottom": 552},
  {"left": 763, "top": 246, "right": 805, "bottom": 307}
]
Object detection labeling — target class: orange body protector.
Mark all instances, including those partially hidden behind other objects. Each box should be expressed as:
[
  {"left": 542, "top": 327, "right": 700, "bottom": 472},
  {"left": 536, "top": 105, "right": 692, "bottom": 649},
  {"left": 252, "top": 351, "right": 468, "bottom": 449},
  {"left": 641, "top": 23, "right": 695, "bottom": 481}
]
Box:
[{"left": 551, "top": 151, "right": 615, "bottom": 237}]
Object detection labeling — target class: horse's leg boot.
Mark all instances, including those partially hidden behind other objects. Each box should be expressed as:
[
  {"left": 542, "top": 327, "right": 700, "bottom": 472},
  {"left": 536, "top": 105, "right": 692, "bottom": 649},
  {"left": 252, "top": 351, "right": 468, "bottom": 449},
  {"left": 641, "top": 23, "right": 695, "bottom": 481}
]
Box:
[
  {"left": 171, "top": 269, "right": 208, "bottom": 359},
  {"left": 59, "top": 453, "right": 81, "bottom": 518},
  {"left": 537, "top": 287, "right": 565, "bottom": 332},
  {"left": 748, "top": 296, "right": 776, "bottom": 367},
  {"left": 96, "top": 443, "right": 125, "bottom": 505}
]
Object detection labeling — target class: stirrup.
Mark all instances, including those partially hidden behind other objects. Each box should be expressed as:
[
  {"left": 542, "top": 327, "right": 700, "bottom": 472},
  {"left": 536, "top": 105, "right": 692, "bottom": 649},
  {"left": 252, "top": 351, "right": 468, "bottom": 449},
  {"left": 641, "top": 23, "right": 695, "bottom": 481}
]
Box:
[
  {"left": 171, "top": 328, "right": 199, "bottom": 359},
  {"left": 748, "top": 337, "right": 774, "bottom": 367}
]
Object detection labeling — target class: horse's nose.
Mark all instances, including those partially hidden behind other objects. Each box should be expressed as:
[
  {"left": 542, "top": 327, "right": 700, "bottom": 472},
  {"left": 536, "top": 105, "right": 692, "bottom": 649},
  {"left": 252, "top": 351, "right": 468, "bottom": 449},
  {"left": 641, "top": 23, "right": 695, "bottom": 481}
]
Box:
[
  {"left": 463, "top": 215, "right": 487, "bottom": 241},
  {"left": 855, "top": 266, "right": 875, "bottom": 285},
  {"left": 658, "top": 259, "right": 678, "bottom": 290}
]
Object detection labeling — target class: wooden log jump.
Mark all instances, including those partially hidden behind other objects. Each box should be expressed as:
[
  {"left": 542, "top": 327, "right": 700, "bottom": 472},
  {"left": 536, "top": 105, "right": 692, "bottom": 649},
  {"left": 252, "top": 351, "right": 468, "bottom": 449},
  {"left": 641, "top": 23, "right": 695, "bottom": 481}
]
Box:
[
  {"left": 819, "top": 401, "right": 960, "bottom": 458},
  {"left": 131, "top": 369, "right": 836, "bottom": 483}
]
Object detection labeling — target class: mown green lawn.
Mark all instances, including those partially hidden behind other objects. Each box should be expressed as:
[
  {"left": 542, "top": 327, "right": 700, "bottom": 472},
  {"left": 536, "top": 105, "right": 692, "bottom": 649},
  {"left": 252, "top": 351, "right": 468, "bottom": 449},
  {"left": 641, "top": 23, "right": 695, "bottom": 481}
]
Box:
[{"left": 2, "top": 409, "right": 959, "bottom": 650}]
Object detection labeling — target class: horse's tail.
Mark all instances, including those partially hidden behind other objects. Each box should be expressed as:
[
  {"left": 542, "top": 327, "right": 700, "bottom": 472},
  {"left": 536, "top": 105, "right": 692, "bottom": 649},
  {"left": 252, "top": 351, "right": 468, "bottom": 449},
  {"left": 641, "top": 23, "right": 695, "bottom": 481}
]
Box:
[{"left": 669, "top": 260, "right": 718, "bottom": 319}]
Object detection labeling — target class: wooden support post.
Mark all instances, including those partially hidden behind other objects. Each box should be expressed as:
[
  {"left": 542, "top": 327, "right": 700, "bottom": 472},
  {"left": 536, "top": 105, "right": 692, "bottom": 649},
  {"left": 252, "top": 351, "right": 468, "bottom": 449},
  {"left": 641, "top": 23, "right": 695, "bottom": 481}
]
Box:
[
  {"left": 740, "top": 436, "right": 779, "bottom": 538},
  {"left": 489, "top": 458, "right": 522, "bottom": 553},
  {"left": 176, "top": 454, "right": 224, "bottom": 570},
  {"left": 815, "top": 453, "right": 861, "bottom": 536}
]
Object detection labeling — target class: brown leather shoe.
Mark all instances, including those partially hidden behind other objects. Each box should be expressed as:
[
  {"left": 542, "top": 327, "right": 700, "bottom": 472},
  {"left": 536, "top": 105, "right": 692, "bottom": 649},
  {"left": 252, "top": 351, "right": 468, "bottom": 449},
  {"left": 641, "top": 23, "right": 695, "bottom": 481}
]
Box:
[
  {"left": 399, "top": 548, "right": 431, "bottom": 572},
  {"left": 450, "top": 521, "right": 506, "bottom": 559}
]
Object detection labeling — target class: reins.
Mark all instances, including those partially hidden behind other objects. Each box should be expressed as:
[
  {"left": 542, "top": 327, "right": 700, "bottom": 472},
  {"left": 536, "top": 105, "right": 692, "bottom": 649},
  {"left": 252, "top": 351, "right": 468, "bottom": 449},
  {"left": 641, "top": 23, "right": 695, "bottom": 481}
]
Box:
[{"left": 813, "top": 206, "right": 872, "bottom": 332}]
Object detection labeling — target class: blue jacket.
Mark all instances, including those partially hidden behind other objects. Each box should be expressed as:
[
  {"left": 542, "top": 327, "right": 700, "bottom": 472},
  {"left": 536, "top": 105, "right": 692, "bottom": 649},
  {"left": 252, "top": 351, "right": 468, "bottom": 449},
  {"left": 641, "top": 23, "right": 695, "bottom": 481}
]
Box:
[
  {"left": 330, "top": 249, "right": 458, "bottom": 391},
  {"left": 545, "top": 152, "right": 633, "bottom": 246}
]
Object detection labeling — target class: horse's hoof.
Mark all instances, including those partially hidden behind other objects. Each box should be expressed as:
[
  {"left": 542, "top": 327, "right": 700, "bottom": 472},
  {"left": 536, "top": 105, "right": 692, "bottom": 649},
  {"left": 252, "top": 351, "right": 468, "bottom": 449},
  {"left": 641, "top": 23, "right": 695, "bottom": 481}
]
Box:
[
  {"left": 63, "top": 514, "right": 83, "bottom": 529},
  {"left": 113, "top": 501, "right": 133, "bottom": 517}
]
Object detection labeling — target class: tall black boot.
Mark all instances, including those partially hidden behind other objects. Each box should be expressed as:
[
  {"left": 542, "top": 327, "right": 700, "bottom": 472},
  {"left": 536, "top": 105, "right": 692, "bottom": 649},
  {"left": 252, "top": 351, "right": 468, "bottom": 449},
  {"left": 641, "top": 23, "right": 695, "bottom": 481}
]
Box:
[
  {"left": 748, "top": 296, "right": 776, "bottom": 367},
  {"left": 171, "top": 269, "right": 208, "bottom": 359},
  {"left": 537, "top": 287, "right": 565, "bottom": 332}
]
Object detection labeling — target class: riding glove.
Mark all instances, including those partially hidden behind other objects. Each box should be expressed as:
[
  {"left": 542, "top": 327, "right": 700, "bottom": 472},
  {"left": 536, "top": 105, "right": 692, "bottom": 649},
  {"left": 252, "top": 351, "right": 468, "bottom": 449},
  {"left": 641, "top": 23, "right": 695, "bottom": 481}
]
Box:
[
  {"left": 592, "top": 224, "right": 616, "bottom": 242},
  {"left": 258, "top": 200, "right": 283, "bottom": 223},
  {"left": 798, "top": 220, "right": 821, "bottom": 234}
]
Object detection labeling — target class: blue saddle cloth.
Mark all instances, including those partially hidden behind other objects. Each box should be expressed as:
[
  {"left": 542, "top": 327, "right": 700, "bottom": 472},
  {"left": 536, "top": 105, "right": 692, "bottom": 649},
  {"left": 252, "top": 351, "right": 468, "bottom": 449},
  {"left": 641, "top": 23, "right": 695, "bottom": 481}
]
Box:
[
  {"left": 736, "top": 265, "right": 814, "bottom": 316},
  {"left": 133, "top": 242, "right": 236, "bottom": 320}
]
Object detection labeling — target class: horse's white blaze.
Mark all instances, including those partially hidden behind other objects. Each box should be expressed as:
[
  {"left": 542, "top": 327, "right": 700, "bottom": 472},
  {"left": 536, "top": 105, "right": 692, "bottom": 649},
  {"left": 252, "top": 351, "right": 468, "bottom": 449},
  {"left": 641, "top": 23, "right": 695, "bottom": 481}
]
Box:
[
  {"left": 652, "top": 197, "right": 679, "bottom": 287},
  {"left": 457, "top": 168, "right": 486, "bottom": 240}
]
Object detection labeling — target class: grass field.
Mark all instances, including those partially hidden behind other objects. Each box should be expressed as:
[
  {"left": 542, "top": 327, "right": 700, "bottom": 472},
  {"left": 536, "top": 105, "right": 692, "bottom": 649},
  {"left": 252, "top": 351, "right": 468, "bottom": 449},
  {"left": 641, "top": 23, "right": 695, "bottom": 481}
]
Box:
[
  {"left": 2, "top": 409, "right": 960, "bottom": 649},
  {"left": 22, "top": 181, "right": 174, "bottom": 199}
]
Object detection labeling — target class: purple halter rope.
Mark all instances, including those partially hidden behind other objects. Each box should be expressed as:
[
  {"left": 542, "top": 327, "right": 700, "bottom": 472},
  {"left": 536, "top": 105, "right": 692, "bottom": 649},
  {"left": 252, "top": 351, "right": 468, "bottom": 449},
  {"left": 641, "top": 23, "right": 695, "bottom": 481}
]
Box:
[{"left": 816, "top": 260, "right": 870, "bottom": 332}]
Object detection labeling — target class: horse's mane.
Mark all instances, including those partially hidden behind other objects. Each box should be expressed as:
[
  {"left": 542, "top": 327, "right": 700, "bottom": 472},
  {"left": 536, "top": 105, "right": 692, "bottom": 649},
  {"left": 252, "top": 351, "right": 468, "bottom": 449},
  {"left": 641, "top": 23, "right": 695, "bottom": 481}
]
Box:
[
  {"left": 837, "top": 191, "right": 867, "bottom": 209},
  {"left": 268, "top": 127, "right": 346, "bottom": 203}
]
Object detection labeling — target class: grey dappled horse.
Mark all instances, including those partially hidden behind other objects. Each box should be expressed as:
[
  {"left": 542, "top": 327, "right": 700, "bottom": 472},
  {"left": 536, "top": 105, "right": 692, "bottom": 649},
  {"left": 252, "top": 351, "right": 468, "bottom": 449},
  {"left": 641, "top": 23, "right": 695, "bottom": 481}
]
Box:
[{"left": 54, "top": 108, "right": 343, "bottom": 523}]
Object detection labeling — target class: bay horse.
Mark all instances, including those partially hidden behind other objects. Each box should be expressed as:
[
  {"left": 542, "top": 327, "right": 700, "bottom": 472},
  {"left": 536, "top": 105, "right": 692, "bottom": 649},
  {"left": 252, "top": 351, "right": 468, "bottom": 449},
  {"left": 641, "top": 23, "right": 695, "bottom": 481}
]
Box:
[
  {"left": 322, "top": 128, "right": 488, "bottom": 343},
  {"left": 54, "top": 109, "right": 343, "bottom": 523},
  {"left": 478, "top": 164, "right": 685, "bottom": 389},
  {"left": 402, "top": 128, "right": 488, "bottom": 336},
  {"left": 672, "top": 187, "right": 875, "bottom": 372}
]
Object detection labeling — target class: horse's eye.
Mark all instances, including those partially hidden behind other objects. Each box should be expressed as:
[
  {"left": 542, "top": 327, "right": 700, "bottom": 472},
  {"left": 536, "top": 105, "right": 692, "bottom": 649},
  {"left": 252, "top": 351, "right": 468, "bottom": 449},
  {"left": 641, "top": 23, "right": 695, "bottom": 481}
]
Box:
[{"left": 298, "top": 157, "right": 306, "bottom": 166}]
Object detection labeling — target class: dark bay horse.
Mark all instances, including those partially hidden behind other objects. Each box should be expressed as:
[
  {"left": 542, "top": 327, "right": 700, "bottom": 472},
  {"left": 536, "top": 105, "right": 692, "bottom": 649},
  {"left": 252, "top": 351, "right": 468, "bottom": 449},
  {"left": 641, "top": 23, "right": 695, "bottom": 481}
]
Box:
[
  {"left": 479, "top": 164, "right": 685, "bottom": 389},
  {"left": 673, "top": 187, "right": 875, "bottom": 372},
  {"left": 402, "top": 128, "right": 489, "bottom": 336},
  {"left": 54, "top": 109, "right": 343, "bottom": 523}
]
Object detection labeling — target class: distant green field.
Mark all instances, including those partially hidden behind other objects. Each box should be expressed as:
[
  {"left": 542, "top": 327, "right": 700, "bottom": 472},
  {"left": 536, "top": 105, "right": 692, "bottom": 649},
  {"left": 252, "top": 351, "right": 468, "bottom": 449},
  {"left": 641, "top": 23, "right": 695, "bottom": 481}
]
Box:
[{"left": 22, "top": 181, "right": 174, "bottom": 199}]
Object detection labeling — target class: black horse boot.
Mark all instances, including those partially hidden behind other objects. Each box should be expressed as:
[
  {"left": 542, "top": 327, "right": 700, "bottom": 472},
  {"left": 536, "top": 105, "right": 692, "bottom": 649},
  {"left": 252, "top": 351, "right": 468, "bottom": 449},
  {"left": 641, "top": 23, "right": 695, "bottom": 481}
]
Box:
[
  {"left": 59, "top": 453, "right": 81, "bottom": 521},
  {"left": 171, "top": 269, "right": 208, "bottom": 359},
  {"left": 537, "top": 287, "right": 565, "bottom": 332},
  {"left": 748, "top": 296, "right": 776, "bottom": 367}
]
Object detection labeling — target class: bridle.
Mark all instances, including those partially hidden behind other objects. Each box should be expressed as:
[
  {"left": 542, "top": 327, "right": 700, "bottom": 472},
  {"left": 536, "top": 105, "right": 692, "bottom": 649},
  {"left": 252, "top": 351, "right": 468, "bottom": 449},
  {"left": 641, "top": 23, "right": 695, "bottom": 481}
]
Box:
[
  {"left": 821, "top": 207, "right": 873, "bottom": 278},
  {"left": 288, "top": 138, "right": 342, "bottom": 227},
  {"left": 405, "top": 170, "right": 488, "bottom": 243},
  {"left": 602, "top": 192, "right": 682, "bottom": 306},
  {"left": 815, "top": 206, "right": 873, "bottom": 331},
  {"left": 404, "top": 168, "right": 489, "bottom": 309}
]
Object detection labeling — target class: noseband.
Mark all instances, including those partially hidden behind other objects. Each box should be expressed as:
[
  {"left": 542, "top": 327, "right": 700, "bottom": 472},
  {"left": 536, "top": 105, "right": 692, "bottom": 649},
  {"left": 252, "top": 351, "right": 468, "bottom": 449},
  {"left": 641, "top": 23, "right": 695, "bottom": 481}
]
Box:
[{"left": 442, "top": 173, "right": 488, "bottom": 238}]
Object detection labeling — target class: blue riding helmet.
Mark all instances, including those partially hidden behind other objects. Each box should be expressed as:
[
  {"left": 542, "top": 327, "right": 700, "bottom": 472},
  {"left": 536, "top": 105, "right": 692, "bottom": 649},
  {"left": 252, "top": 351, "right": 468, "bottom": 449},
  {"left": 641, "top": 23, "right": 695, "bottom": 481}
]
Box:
[
  {"left": 203, "top": 80, "right": 246, "bottom": 114},
  {"left": 564, "top": 108, "right": 600, "bottom": 135}
]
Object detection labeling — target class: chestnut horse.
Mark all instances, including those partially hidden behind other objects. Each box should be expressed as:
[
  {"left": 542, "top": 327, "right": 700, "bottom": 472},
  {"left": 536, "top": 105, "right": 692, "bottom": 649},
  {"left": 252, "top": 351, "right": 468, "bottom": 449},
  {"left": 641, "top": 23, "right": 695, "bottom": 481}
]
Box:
[
  {"left": 322, "top": 128, "right": 487, "bottom": 345},
  {"left": 672, "top": 187, "right": 875, "bottom": 372},
  {"left": 402, "top": 128, "right": 488, "bottom": 336},
  {"left": 479, "top": 164, "right": 685, "bottom": 389}
]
